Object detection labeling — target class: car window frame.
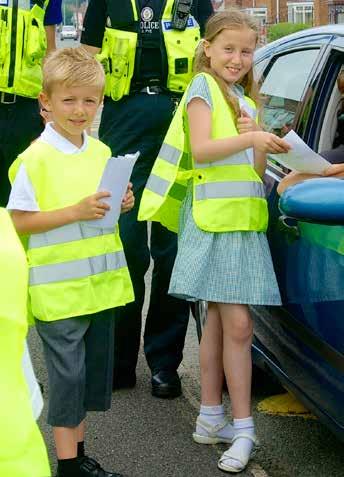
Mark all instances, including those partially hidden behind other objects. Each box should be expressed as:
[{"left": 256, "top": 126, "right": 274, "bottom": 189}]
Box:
[
  {"left": 303, "top": 37, "right": 344, "bottom": 154},
  {"left": 257, "top": 43, "right": 330, "bottom": 178}
]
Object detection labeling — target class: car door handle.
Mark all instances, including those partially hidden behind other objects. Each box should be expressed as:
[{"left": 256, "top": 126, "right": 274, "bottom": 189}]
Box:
[{"left": 278, "top": 215, "right": 300, "bottom": 240}]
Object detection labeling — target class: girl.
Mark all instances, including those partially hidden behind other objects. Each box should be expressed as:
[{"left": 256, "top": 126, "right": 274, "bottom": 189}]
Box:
[{"left": 139, "top": 8, "right": 290, "bottom": 473}]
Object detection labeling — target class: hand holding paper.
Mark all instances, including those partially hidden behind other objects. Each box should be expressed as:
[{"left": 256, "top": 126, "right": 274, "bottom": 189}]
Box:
[
  {"left": 121, "top": 182, "right": 135, "bottom": 214},
  {"left": 83, "top": 152, "right": 139, "bottom": 229},
  {"left": 271, "top": 130, "right": 331, "bottom": 174}
]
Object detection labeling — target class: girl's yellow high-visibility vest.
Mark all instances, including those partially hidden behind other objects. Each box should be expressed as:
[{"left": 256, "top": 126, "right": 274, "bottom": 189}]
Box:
[
  {"left": 96, "top": 0, "right": 201, "bottom": 100},
  {"left": 139, "top": 73, "right": 268, "bottom": 233},
  {"left": 0, "top": 0, "right": 49, "bottom": 98},
  {"left": 10, "top": 138, "right": 134, "bottom": 322},
  {"left": 0, "top": 208, "right": 51, "bottom": 477}
]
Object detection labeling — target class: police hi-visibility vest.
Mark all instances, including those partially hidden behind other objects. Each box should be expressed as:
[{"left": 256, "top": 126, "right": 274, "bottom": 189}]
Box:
[
  {"left": 97, "top": 0, "right": 201, "bottom": 101},
  {"left": 0, "top": 208, "right": 51, "bottom": 477},
  {"left": 139, "top": 73, "right": 268, "bottom": 233},
  {"left": 0, "top": 0, "right": 49, "bottom": 98},
  {"left": 10, "top": 138, "right": 134, "bottom": 322}
]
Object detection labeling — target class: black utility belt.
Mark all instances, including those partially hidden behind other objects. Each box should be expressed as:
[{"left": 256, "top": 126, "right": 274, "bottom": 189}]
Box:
[
  {"left": 137, "top": 85, "right": 165, "bottom": 95},
  {"left": 0, "top": 91, "right": 36, "bottom": 105},
  {"left": 131, "top": 85, "right": 183, "bottom": 98}
]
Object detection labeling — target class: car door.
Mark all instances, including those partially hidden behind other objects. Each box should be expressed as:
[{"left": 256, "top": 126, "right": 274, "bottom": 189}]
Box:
[{"left": 251, "top": 37, "right": 344, "bottom": 439}]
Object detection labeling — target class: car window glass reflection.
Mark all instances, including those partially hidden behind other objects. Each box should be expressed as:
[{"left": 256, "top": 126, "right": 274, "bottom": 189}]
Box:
[{"left": 260, "top": 49, "right": 319, "bottom": 137}]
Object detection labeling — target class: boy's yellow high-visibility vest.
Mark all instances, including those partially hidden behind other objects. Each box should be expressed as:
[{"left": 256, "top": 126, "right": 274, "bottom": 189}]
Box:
[
  {"left": 10, "top": 138, "right": 134, "bottom": 322},
  {"left": 0, "top": 0, "right": 50, "bottom": 98},
  {"left": 0, "top": 208, "right": 51, "bottom": 477},
  {"left": 97, "top": 0, "right": 201, "bottom": 100},
  {"left": 139, "top": 72, "right": 268, "bottom": 233}
]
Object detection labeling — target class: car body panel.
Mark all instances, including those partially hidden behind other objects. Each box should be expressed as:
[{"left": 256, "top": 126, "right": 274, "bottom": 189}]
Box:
[{"left": 251, "top": 26, "right": 344, "bottom": 442}]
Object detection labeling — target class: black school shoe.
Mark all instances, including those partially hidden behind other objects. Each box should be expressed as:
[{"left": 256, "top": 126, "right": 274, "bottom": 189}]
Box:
[
  {"left": 79, "top": 456, "right": 124, "bottom": 477},
  {"left": 151, "top": 370, "right": 182, "bottom": 399}
]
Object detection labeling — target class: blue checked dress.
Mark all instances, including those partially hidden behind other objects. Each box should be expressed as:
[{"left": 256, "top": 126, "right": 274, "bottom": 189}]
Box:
[{"left": 168, "top": 75, "right": 281, "bottom": 305}]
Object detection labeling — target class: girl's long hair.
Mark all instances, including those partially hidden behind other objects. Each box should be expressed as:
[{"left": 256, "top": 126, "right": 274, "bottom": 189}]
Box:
[{"left": 194, "top": 8, "right": 260, "bottom": 120}]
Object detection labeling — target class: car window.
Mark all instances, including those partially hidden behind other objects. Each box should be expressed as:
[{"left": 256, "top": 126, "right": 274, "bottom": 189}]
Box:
[
  {"left": 254, "top": 57, "right": 270, "bottom": 82},
  {"left": 260, "top": 49, "right": 319, "bottom": 137}
]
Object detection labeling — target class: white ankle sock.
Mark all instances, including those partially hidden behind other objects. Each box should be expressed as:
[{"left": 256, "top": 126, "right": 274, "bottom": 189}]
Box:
[
  {"left": 196, "top": 405, "right": 234, "bottom": 439},
  {"left": 222, "top": 416, "right": 255, "bottom": 470}
]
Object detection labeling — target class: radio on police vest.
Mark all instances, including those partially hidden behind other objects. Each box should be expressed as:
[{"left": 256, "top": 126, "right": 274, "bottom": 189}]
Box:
[{"left": 171, "top": 0, "right": 193, "bottom": 31}]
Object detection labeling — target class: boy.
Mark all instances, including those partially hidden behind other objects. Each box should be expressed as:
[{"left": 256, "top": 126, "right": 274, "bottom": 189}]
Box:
[{"left": 8, "top": 47, "right": 135, "bottom": 477}]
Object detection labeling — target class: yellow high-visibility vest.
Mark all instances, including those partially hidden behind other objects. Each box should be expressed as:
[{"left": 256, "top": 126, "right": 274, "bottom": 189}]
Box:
[
  {"left": 0, "top": 0, "right": 49, "bottom": 98},
  {"left": 0, "top": 208, "right": 51, "bottom": 477},
  {"left": 139, "top": 73, "right": 268, "bottom": 233},
  {"left": 97, "top": 0, "right": 201, "bottom": 101},
  {"left": 10, "top": 138, "right": 134, "bottom": 322}
]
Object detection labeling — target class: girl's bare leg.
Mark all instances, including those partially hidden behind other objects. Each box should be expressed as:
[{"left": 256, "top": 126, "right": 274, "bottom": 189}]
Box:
[
  {"left": 219, "top": 303, "right": 253, "bottom": 418},
  {"left": 194, "top": 302, "right": 234, "bottom": 445},
  {"left": 217, "top": 303, "right": 255, "bottom": 472},
  {"left": 200, "top": 302, "right": 223, "bottom": 405}
]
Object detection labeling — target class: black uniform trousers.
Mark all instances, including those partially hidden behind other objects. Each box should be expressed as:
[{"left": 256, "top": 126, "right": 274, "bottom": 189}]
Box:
[
  {"left": 99, "top": 92, "right": 190, "bottom": 379},
  {"left": 0, "top": 97, "right": 43, "bottom": 206}
]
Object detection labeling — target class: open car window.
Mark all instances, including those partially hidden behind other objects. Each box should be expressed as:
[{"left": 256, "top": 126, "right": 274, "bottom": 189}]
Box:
[{"left": 260, "top": 49, "right": 320, "bottom": 137}]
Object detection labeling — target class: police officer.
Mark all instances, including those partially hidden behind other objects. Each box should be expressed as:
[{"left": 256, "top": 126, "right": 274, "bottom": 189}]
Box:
[
  {"left": 0, "top": 0, "right": 62, "bottom": 207},
  {"left": 81, "top": 0, "right": 213, "bottom": 398}
]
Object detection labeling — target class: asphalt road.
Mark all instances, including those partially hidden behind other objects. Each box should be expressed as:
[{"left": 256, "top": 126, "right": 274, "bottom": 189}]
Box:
[
  {"left": 29, "top": 286, "right": 344, "bottom": 477},
  {"left": 29, "top": 36, "right": 344, "bottom": 477}
]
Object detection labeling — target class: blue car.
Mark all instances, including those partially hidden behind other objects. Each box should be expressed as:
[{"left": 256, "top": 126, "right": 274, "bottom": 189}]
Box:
[{"left": 250, "top": 25, "right": 344, "bottom": 442}]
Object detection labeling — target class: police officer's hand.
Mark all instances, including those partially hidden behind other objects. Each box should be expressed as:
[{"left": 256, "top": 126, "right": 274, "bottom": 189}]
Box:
[
  {"left": 75, "top": 191, "right": 111, "bottom": 220},
  {"left": 237, "top": 109, "right": 260, "bottom": 134},
  {"left": 121, "top": 183, "right": 135, "bottom": 214}
]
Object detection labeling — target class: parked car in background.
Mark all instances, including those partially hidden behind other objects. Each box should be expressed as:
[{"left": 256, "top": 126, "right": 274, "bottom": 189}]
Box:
[
  {"left": 60, "top": 25, "right": 78, "bottom": 41},
  {"left": 251, "top": 25, "right": 344, "bottom": 443}
]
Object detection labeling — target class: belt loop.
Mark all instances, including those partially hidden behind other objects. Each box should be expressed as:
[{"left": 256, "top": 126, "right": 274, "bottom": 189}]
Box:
[{"left": 0, "top": 92, "right": 17, "bottom": 104}]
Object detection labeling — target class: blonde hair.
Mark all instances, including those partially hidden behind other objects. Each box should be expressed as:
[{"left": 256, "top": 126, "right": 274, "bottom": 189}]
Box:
[
  {"left": 194, "top": 8, "right": 260, "bottom": 120},
  {"left": 43, "top": 47, "right": 105, "bottom": 96}
]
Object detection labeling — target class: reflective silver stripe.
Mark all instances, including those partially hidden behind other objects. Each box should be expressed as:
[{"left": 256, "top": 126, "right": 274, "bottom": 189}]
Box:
[
  {"left": 195, "top": 181, "right": 265, "bottom": 200},
  {"left": 29, "top": 223, "right": 113, "bottom": 249},
  {"left": 29, "top": 251, "right": 127, "bottom": 286},
  {"left": 195, "top": 152, "right": 250, "bottom": 169},
  {"left": 145, "top": 174, "right": 170, "bottom": 197},
  {"left": 159, "top": 143, "right": 182, "bottom": 165}
]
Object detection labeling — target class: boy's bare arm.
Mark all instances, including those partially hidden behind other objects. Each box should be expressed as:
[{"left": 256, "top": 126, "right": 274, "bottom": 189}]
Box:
[{"left": 11, "top": 191, "right": 111, "bottom": 234}]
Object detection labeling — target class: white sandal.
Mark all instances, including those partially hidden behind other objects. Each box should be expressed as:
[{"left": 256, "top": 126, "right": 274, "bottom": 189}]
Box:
[
  {"left": 192, "top": 416, "right": 233, "bottom": 445},
  {"left": 217, "top": 433, "right": 257, "bottom": 473}
]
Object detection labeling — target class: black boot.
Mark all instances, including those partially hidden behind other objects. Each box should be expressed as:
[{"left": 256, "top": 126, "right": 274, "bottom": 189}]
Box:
[{"left": 151, "top": 370, "right": 182, "bottom": 398}]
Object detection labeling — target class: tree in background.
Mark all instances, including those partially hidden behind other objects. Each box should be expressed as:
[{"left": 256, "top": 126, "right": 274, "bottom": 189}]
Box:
[{"left": 267, "top": 22, "right": 310, "bottom": 42}]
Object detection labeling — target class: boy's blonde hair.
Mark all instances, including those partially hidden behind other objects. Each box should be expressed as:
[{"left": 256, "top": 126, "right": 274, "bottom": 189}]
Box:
[
  {"left": 194, "top": 8, "right": 260, "bottom": 120},
  {"left": 43, "top": 47, "right": 105, "bottom": 96}
]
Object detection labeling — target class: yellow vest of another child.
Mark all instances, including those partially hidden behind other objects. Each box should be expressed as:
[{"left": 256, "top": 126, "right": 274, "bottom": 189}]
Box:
[
  {"left": 10, "top": 138, "right": 134, "bottom": 322},
  {"left": 139, "top": 73, "right": 268, "bottom": 233},
  {"left": 0, "top": 208, "right": 50, "bottom": 477}
]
